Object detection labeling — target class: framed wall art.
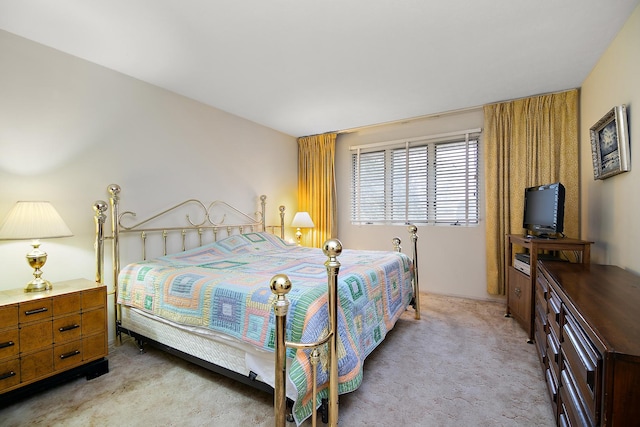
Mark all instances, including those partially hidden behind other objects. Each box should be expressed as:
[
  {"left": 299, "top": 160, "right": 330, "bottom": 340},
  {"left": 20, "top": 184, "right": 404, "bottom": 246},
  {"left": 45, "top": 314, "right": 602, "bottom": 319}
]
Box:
[{"left": 590, "top": 104, "right": 630, "bottom": 180}]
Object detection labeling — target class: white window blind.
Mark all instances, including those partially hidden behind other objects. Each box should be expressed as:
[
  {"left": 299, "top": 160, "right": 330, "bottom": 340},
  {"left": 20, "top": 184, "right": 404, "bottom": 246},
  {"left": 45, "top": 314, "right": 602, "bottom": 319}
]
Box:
[{"left": 351, "top": 129, "right": 480, "bottom": 225}]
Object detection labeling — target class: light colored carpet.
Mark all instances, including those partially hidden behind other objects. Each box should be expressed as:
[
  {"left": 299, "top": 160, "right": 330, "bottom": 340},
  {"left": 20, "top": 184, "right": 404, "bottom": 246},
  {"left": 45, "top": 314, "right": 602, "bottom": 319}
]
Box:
[{"left": 1, "top": 294, "right": 555, "bottom": 426}]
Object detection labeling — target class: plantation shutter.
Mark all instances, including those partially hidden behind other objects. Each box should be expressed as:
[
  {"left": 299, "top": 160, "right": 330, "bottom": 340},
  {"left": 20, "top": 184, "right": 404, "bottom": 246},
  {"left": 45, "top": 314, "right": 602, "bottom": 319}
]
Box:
[
  {"left": 350, "top": 128, "right": 480, "bottom": 225},
  {"left": 433, "top": 137, "right": 479, "bottom": 225},
  {"left": 352, "top": 150, "right": 386, "bottom": 222}
]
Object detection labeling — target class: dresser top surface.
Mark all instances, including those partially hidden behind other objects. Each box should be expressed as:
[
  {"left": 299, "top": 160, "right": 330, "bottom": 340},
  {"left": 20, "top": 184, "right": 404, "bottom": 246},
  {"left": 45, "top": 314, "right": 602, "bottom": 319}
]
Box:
[
  {"left": 540, "top": 261, "right": 640, "bottom": 356},
  {"left": 0, "top": 279, "right": 104, "bottom": 306}
]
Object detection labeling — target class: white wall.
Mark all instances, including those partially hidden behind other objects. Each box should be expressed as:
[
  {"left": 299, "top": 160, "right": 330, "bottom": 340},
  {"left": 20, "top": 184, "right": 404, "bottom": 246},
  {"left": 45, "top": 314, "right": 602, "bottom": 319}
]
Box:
[
  {"left": 580, "top": 4, "right": 640, "bottom": 274},
  {"left": 0, "top": 30, "right": 298, "bottom": 342},
  {"left": 335, "top": 109, "right": 496, "bottom": 301}
]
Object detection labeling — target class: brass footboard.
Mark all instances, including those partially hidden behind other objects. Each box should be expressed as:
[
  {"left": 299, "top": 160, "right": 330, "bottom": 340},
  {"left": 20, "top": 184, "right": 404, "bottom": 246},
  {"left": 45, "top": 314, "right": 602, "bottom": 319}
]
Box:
[
  {"left": 271, "top": 239, "right": 341, "bottom": 427},
  {"left": 271, "top": 227, "right": 419, "bottom": 426}
]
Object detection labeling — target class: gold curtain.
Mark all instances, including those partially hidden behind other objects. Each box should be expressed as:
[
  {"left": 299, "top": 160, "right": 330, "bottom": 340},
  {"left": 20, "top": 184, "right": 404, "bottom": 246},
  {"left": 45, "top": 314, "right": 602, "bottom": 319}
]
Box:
[
  {"left": 484, "top": 89, "right": 579, "bottom": 295},
  {"left": 297, "top": 133, "right": 337, "bottom": 247}
]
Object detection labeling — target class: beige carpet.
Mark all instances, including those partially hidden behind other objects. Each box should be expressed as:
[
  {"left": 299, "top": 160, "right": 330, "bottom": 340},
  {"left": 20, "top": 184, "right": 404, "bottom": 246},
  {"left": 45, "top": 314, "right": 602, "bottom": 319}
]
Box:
[{"left": 1, "top": 294, "right": 555, "bottom": 426}]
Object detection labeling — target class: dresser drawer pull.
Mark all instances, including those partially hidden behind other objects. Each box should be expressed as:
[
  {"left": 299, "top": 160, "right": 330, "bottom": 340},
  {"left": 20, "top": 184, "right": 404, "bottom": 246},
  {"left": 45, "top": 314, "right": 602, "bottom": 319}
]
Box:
[
  {"left": 0, "top": 371, "right": 17, "bottom": 381},
  {"left": 24, "top": 307, "right": 48, "bottom": 316},
  {"left": 0, "top": 340, "right": 15, "bottom": 349},
  {"left": 59, "top": 350, "right": 81, "bottom": 360},
  {"left": 59, "top": 324, "right": 80, "bottom": 332},
  {"left": 548, "top": 298, "right": 561, "bottom": 324},
  {"left": 564, "top": 321, "right": 597, "bottom": 391}
]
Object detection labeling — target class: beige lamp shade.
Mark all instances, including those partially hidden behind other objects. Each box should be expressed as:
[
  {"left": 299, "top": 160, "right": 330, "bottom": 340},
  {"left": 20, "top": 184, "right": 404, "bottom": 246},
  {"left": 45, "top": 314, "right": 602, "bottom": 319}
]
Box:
[
  {"left": 0, "top": 201, "right": 73, "bottom": 292},
  {"left": 0, "top": 201, "right": 73, "bottom": 240},
  {"left": 291, "top": 212, "right": 315, "bottom": 229},
  {"left": 291, "top": 212, "right": 314, "bottom": 246}
]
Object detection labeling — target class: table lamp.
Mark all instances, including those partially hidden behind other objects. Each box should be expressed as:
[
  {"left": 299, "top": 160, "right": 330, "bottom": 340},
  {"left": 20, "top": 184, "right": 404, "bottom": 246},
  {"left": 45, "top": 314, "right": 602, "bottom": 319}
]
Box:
[
  {"left": 0, "top": 201, "right": 73, "bottom": 292},
  {"left": 291, "top": 212, "right": 314, "bottom": 246}
]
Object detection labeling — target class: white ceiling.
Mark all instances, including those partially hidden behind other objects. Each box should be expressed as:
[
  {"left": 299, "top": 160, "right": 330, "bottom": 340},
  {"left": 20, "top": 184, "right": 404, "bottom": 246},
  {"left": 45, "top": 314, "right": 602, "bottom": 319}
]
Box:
[{"left": 1, "top": 1, "right": 638, "bottom": 137}]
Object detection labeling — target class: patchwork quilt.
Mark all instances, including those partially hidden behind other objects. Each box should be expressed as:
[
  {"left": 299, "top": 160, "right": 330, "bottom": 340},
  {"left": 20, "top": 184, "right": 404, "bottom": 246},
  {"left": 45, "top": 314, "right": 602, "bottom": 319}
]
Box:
[{"left": 117, "top": 232, "right": 414, "bottom": 424}]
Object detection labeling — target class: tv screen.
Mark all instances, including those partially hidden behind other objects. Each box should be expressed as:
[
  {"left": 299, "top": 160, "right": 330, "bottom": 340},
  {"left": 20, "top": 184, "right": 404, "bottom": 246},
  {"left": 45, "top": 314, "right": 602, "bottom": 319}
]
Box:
[{"left": 523, "top": 182, "right": 565, "bottom": 237}]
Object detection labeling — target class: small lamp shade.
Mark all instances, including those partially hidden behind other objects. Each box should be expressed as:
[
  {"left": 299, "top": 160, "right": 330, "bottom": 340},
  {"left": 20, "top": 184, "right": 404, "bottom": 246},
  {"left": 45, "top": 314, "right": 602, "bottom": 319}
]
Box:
[
  {"left": 0, "top": 201, "right": 73, "bottom": 292},
  {"left": 291, "top": 212, "right": 315, "bottom": 229}
]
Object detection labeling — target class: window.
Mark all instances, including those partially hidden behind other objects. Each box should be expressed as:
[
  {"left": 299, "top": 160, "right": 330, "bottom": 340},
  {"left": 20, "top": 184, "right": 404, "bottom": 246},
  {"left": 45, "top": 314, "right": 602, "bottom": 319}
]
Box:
[{"left": 351, "top": 131, "right": 480, "bottom": 225}]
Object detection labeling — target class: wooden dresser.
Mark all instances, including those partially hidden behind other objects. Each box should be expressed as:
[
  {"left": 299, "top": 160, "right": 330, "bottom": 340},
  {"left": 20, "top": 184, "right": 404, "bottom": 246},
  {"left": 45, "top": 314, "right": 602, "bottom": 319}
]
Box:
[
  {"left": 0, "top": 278, "right": 109, "bottom": 404},
  {"left": 536, "top": 261, "right": 640, "bottom": 426}
]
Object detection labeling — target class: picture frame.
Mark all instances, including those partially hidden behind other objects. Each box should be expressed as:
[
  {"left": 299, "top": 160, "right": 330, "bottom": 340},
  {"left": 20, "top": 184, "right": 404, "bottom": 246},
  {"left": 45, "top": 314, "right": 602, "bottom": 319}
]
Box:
[{"left": 590, "top": 104, "right": 630, "bottom": 180}]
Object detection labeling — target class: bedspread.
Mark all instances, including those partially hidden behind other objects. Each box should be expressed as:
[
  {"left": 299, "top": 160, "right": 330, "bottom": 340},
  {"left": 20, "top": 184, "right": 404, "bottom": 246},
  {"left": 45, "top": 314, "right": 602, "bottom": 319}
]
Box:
[{"left": 117, "top": 232, "right": 414, "bottom": 424}]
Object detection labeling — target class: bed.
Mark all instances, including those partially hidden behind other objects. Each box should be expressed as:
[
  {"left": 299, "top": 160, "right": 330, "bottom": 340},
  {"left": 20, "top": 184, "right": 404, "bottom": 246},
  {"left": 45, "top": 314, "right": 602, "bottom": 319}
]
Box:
[{"left": 93, "top": 184, "right": 419, "bottom": 425}]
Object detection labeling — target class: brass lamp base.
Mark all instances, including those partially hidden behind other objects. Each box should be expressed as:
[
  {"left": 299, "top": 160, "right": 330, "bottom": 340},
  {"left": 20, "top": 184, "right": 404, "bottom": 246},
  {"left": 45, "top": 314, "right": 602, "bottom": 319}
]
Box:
[
  {"left": 24, "top": 241, "right": 53, "bottom": 293},
  {"left": 25, "top": 277, "right": 53, "bottom": 293}
]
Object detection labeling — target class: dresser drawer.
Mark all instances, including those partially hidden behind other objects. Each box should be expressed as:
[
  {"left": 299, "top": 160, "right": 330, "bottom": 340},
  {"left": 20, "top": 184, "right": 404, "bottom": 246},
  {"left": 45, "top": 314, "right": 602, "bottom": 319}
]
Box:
[
  {"left": 0, "top": 358, "right": 20, "bottom": 391},
  {"left": 545, "top": 367, "right": 558, "bottom": 404},
  {"left": 0, "top": 329, "right": 19, "bottom": 360},
  {"left": 53, "top": 292, "right": 81, "bottom": 316},
  {"left": 53, "top": 314, "right": 82, "bottom": 344},
  {"left": 82, "top": 287, "right": 105, "bottom": 310},
  {"left": 534, "top": 316, "right": 546, "bottom": 366},
  {"left": 54, "top": 340, "right": 83, "bottom": 370},
  {"left": 0, "top": 305, "right": 18, "bottom": 329},
  {"left": 19, "top": 320, "right": 53, "bottom": 353},
  {"left": 547, "top": 290, "right": 561, "bottom": 339},
  {"left": 535, "top": 299, "right": 547, "bottom": 332},
  {"left": 536, "top": 271, "right": 549, "bottom": 299},
  {"left": 535, "top": 280, "right": 547, "bottom": 311},
  {"left": 21, "top": 347, "right": 53, "bottom": 382},
  {"left": 82, "top": 307, "right": 106, "bottom": 336},
  {"left": 83, "top": 332, "right": 107, "bottom": 361},
  {"left": 547, "top": 327, "right": 560, "bottom": 368},
  {"left": 560, "top": 368, "right": 594, "bottom": 427},
  {"left": 561, "top": 314, "right": 600, "bottom": 421},
  {"left": 19, "top": 299, "right": 53, "bottom": 323}
]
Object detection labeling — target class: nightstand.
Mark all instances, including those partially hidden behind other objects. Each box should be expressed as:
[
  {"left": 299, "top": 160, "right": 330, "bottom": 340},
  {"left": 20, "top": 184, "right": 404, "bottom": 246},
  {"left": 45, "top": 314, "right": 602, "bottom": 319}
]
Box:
[{"left": 0, "top": 278, "right": 109, "bottom": 405}]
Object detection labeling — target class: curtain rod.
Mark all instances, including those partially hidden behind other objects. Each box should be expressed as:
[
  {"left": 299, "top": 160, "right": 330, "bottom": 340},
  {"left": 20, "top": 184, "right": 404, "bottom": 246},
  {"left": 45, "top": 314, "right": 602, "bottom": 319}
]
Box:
[
  {"left": 336, "top": 105, "right": 482, "bottom": 135},
  {"left": 334, "top": 87, "right": 579, "bottom": 136},
  {"left": 349, "top": 127, "right": 482, "bottom": 151}
]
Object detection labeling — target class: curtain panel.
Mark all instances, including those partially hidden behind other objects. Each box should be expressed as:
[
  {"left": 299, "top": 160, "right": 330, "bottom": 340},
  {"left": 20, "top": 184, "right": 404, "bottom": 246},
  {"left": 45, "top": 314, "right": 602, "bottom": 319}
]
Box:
[
  {"left": 483, "top": 89, "right": 579, "bottom": 295},
  {"left": 297, "top": 133, "right": 337, "bottom": 247}
]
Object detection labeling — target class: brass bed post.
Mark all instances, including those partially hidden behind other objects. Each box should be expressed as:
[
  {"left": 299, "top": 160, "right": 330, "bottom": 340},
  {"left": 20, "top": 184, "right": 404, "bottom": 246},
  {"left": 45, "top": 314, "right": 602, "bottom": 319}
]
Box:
[
  {"left": 271, "top": 239, "right": 342, "bottom": 427},
  {"left": 270, "top": 274, "right": 291, "bottom": 427},
  {"left": 392, "top": 237, "right": 401, "bottom": 252},
  {"left": 408, "top": 225, "right": 420, "bottom": 320},
  {"left": 393, "top": 228, "right": 420, "bottom": 319},
  {"left": 260, "top": 195, "right": 267, "bottom": 232},
  {"left": 324, "top": 239, "right": 342, "bottom": 426},
  {"left": 279, "top": 205, "right": 285, "bottom": 240},
  {"left": 93, "top": 201, "right": 108, "bottom": 283},
  {"left": 108, "top": 184, "right": 122, "bottom": 335}
]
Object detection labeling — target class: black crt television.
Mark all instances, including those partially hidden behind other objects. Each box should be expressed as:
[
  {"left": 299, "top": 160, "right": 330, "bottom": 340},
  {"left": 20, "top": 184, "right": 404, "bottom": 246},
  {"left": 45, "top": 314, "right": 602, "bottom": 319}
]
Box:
[{"left": 522, "top": 182, "right": 565, "bottom": 238}]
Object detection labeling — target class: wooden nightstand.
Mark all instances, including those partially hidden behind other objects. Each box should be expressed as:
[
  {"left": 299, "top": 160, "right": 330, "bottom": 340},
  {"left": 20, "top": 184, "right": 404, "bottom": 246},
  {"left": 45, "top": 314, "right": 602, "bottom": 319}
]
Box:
[{"left": 0, "top": 278, "right": 109, "bottom": 405}]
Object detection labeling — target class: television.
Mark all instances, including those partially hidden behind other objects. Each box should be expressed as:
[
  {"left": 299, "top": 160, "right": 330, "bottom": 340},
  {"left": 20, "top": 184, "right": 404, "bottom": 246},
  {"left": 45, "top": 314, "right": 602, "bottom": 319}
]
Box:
[{"left": 522, "top": 182, "right": 565, "bottom": 238}]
